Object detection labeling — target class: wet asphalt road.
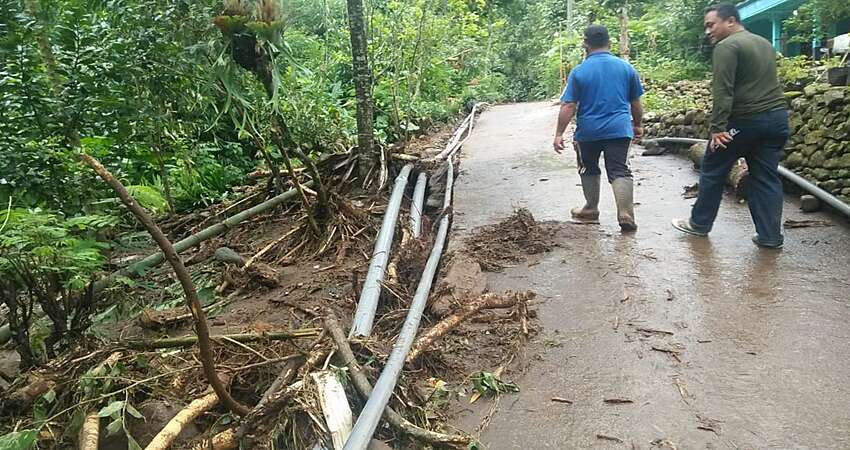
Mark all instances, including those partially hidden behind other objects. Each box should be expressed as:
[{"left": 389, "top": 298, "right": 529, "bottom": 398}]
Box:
[{"left": 449, "top": 102, "right": 850, "bottom": 449}]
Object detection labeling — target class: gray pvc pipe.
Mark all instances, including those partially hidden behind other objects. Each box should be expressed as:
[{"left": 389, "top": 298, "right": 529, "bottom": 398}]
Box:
[
  {"left": 644, "top": 137, "right": 708, "bottom": 147},
  {"left": 350, "top": 164, "right": 414, "bottom": 337},
  {"left": 410, "top": 173, "right": 428, "bottom": 238},
  {"left": 778, "top": 166, "right": 850, "bottom": 219},
  {"left": 344, "top": 160, "right": 454, "bottom": 450}
]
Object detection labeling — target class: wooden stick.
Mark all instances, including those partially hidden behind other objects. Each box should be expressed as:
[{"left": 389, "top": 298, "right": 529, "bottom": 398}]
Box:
[
  {"left": 145, "top": 375, "right": 232, "bottom": 450},
  {"left": 125, "top": 328, "right": 322, "bottom": 350},
  {"left": 406, "top": 292, "right": 530, "bottom": 364},
  {"left": 77, "top": 410, "right": 99, "bottom": 450},
  {"left": 242, "top": 223, "right": 305, "bottom": 269},
  {"left": 324, "top": 314, "right": 472, "bottom": 447},
  {"left": 80, "top": 154, "right": 251, "bottom": 416}
]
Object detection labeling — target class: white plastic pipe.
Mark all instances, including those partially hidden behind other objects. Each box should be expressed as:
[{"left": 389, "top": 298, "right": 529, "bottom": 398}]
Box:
[
  {"left": 349, "top": 164, "right": 414, "bottom": 337},
  {"left": 343, "top": 160, "right": 455, "bottom": 450},
  {"left": 651, "top": 135, "right": 850, "bottom": 219},
  {"left": 409, "top": 173, "right": 428, "bottom": 238}
]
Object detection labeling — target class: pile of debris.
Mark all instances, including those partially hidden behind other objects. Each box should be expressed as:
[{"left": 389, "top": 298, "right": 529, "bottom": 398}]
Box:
[
  {"left": 464, "top": 208, "right": 556, "bottom": 272},
  {"left": 0, "top": 105, "right": 536, "bottom": 450}
]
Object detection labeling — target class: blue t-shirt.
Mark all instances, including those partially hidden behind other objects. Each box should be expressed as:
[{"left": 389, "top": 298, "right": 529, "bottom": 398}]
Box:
[{"left": 560, "top": 52, "right": 644, "bottom": 142}]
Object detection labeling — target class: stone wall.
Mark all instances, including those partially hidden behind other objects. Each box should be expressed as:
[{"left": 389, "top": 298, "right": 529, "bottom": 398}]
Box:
[
  {"left": 784, "top": 84, "right": 850, "bottom": 203},
  {"left": 643, "top": 80, "right": 712, "bottom": 139},
  {"left": 643, "top": 80, "right": 850, "bottom": 204}
]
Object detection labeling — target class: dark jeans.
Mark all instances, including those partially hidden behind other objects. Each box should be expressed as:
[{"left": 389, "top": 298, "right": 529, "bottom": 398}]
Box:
[
  {"left": 690, "top": 108, "right": 790, "bottom": 246},
  {"left": 576, "top": 138, "right": 632, "bottom": 182}
]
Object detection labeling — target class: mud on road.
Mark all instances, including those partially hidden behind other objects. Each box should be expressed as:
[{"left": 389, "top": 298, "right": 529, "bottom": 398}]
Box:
[{"left": 448, "top": 102, "right": 850, "bottom": 449}]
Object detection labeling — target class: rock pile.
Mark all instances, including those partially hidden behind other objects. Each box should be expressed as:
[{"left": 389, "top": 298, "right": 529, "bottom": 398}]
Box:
[
  {"left": 644, "top": 109, "right": 710, "bottom": 140},
  {"left": 784, "top": 84, "right": 850, "bottom": 203}
]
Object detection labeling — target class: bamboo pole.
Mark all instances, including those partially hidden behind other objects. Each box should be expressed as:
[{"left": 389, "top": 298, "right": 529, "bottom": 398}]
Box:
[{"left": 125, "top": 328, "right": 321, "bottom": 350}]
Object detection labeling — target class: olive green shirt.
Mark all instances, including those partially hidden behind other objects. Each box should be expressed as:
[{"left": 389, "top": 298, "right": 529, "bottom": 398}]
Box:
[{"left": 710, "top": 29, "right": 786, "bottom": 133}]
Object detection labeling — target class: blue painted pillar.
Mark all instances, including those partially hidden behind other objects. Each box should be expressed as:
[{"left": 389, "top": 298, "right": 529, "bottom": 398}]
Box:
[{"left": 771, "top": 16, "right": 782, "bottom": 51}]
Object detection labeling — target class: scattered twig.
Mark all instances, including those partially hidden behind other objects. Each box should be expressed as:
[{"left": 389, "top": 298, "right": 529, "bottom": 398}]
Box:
[
  {"left": 651, "top": 346, "right": 682, "bottom": 362},
  {"left": 596, "top": 434, "right": 624, "bottom": 443},
  {"left": 255, "top": 330, "right": 326, "bottom": 411},
  {"left": 784, "top": 218, "right": 833, "bottom": 228},
  {"left": 635, "top": 327, "right": 674, "bottom": 336},
  {"left": 243, "top": 222, "right": 306, "bottom": 269},
  {"left": 673, "top": 377, "right": 690, "bottom": 404},
  {"left": 603, "top": 398, "right": 634, "bottom": 404},
  {"left": 551, "top": 397, "right": 573, "bottom": 404}
]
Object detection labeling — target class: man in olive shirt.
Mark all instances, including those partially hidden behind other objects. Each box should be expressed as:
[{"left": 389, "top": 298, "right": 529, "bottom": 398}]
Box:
[{"left": 672, "top": 3, "right": 789, "bottom": 249}]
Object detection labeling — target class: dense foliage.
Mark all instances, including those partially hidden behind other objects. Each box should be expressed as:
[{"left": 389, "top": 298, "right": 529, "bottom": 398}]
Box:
[{"left": 0, "top": 0, "right": 721, "bottom": 218}]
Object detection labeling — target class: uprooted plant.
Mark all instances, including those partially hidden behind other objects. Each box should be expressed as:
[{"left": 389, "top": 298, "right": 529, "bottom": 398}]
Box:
[
  {"left": 213, "top": 0, "right": 330, "bottom": 228},
  {"left": 0, "top": 209, "right": 117, "bottom": 368}
]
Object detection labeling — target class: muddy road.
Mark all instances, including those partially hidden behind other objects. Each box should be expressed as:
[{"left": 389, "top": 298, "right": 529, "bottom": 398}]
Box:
[{"left": 449, "top": 102, "right": 850, "bottom": 449}]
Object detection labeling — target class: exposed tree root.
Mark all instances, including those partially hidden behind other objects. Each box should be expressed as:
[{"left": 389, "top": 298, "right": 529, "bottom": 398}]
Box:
[
  {"left": 406, "top": 291, "right": 532, "bottom": 364},
  {"left": 145, "top": 374, "right": 232, "bottom": 450}
]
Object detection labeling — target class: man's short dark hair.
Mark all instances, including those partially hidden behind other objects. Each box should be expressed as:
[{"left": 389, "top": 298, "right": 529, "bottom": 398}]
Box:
[
  {"left": 584, "top": 24, "right": 610, "bottom": 48},
  {"left": 705, "top": 3, "right": 741, "bottom": 23}
]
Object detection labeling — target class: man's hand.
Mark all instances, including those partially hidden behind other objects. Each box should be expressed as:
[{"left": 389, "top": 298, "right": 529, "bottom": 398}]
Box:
[
  {"left": 632, "top": 124, "right": 643, "bottom": 140},
  {"left": 553, "top": 135, "right": 565, "bottom": 154},
  {"left": 709, "top": 131, "right": 734, "bottom": 151}
]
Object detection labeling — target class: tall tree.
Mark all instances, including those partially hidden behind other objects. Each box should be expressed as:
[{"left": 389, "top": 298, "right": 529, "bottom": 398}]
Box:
[
  {"left": 345, "top": 0, "right": 377, "bottom": 177},
  {"left": 618, "top": 1, "right": 630, "bottom": 60}
]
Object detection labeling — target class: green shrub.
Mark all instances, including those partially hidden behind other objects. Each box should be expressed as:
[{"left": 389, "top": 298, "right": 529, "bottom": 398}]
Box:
[{"left": 0, "top": 208, "right": 117, "bottom": 367}]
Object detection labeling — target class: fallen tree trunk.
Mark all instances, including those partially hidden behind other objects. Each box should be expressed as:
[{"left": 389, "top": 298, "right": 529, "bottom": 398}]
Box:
[
  {"left": 324, "top": 314, "right": 471, "bottom": 447},
  {"left": 125, "top": 328, "right": 321, "bottom": 350},
  {"left": 406, "top": 291, "right": 531, "bottom": 364},
  {"left": 145, "top": 375, "right": 232, "bottom": 450},
  {"left": 688, "top": 143, "right": 749, "bottom": 198}
]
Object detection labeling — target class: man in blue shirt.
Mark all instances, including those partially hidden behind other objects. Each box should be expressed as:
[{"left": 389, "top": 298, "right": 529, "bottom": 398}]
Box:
[{"left": 553, "top": 25, "right": 645, "bottom": 231}]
